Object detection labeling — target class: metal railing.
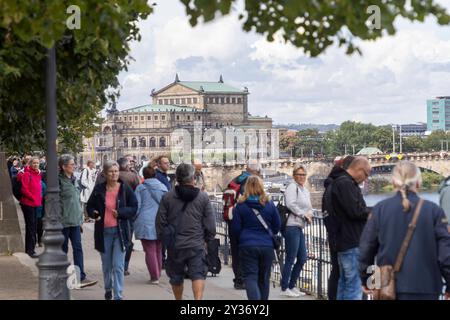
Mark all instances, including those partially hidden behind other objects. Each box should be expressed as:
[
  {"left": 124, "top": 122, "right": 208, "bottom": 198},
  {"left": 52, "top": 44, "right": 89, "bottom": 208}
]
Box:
[{"left": 210, "top": 195, "right": 331, "bottom": 299}]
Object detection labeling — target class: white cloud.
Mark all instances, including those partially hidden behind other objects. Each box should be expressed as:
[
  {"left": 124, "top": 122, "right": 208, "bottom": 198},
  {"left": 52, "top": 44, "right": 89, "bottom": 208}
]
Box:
[{"left": 116, "top": 0, "right": 450, "bottom": 126}]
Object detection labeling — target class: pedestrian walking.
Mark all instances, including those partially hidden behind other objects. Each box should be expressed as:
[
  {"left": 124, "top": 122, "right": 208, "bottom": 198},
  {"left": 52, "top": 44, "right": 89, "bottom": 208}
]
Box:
[
  {"left": 134, "top": 166, "right": 168, "bottom": 284},
  {"left": 59, "top": 154, "right": 97, "bottom": 289},
  {"left": 87, "top": 160, "right": 138, "bottom": 300},
  {"left": 231, "top": 175, "right": 281, "bottom": 300},
  {"left": 156, "top": 163, "right": 216, "bottom": 300},
  {"left": 117, "top": 157, "right": 141, "bottom": 276},
  {"left": 360, "top": 161, "right": 450, "bottom": 300},
  {"left": 154, "top": 155, "right": 172, "bottom": 270}
]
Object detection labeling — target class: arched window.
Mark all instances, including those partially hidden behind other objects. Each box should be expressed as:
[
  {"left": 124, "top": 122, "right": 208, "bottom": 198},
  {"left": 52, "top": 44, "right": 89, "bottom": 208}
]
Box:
[
  {"left": 149, "top": 137, "right": 156, "bottom": 148},
  {"left": 160, "top": 137, "right": 166, "bottom": 148},
  {"left": 140, "top": 137, "right": 146, "bottom": 148},
  {"left": 131, "top": 138, "right": 137, "bottom": 148},
  {"left": 123, "top": 138, "right": 128, "bottom": 148}
]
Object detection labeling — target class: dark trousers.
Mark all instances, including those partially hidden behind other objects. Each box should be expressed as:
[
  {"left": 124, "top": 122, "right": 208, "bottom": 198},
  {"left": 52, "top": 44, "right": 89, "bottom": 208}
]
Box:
[
  {"left": 328, "top": 244, "right": 340, "bottom": 300},
  {"left": 239, "top": 246, "right": 274, "bottom": 300},
  {"left": 21, "top": 204, "right": 37, "bottom": 255},
  {"left": 125, "top": 233, "right": 134, "bottom": 271},
  {"left": 37, "top": 217, "right": 43, "bottom": 244},
  {"left": 62, "top": 226, "right": 86, "bottom": 281},
  {"left": 227, "top": 221, "right": 243, "bottom": 284}
]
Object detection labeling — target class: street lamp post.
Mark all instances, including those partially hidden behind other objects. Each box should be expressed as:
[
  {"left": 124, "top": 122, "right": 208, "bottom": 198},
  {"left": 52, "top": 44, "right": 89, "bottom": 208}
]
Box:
[{"left": 37, "top": 47, "right": 70, "bottom": 299}]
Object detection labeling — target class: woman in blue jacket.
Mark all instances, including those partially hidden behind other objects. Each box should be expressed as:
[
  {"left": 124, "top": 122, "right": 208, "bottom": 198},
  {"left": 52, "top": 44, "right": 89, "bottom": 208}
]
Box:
[
  {"left": 231, "top": 175, "right": 281, "bottom": 300},
  {"left": 134, "top": 166, "right": 168, "bottom": 284}
]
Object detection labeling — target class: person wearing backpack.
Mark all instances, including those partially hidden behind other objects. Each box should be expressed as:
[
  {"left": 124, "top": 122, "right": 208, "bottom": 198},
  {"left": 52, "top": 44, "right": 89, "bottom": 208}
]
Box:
[
  {"left": 360, "top": 161, "right": 450, "bottom": 300},
  {"left": 230, "top": 175, "right": 281, "bottom": 300},
  {"left": 280, "top": 164, "right": 313, "bottom": 298},
  {"left": 223, "top": 162, "right": 261, "bottom": 290},
  {"left": 17, "top": 157, "right": 42, "bottom": 258},
  {"left": 134, "top": 166, "right": 168, "bottom": 285}
]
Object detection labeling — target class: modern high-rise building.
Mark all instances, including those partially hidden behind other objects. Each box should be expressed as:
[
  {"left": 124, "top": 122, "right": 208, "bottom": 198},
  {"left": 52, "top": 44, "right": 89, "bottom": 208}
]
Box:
[{"left": 427, "top": 96, "right": 450, "bottom": 132}]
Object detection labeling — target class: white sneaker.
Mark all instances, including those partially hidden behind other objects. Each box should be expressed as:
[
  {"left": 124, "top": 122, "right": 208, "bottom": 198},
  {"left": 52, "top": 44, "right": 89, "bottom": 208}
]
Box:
[
  {"left": 290, "top": 287, "right": 306, "bottom": 296},
  {"left": 149, "top": 280, "right": 159, "bottom": 285},
  {"left": 280, "top": 288, "right": 299, "bottom": 297}
]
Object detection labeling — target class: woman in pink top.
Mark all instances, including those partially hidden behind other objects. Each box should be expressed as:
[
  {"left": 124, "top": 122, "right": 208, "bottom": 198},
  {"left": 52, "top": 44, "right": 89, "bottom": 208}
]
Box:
[{"left": 86, "top": 160, "right": 137, "bottom": 300}]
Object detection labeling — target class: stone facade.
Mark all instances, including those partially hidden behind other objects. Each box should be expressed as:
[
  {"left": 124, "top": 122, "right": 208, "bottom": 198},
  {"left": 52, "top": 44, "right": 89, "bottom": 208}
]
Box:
[{"left": 80, "top": 76, "right": 273, "bottom": 165}]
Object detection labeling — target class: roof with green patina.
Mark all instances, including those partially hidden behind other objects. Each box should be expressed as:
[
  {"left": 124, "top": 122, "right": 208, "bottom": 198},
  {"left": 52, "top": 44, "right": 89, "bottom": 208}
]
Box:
[
  {"left": 121, "top": 104, "right": 199, "bottom": 113},
  {"left": 179, "top": 81, "right": 244, "bottom": 94}
]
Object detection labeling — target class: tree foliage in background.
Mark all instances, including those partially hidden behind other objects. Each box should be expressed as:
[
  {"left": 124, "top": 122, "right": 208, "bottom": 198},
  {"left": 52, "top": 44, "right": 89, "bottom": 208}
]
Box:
[
  {"left": 180, "top": 0, "right": 450, "bottom": 56},
  {"left": 0, "top": 1, "right": 152, "bottom": 154},
  {"left": 280, "top": 122, "right": 450, "bottom": 158}
]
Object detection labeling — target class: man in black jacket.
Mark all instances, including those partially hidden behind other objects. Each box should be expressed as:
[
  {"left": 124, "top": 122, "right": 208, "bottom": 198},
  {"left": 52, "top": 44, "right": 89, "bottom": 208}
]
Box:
[
  {"left": 156, "top": 163, "right": 216, "bottom": 300},
  {"left": 331, "top": 156, "right": 370, "bottom": 300},
  {"left": 322, "top": 155, "right": 354, "bottom": 300}
]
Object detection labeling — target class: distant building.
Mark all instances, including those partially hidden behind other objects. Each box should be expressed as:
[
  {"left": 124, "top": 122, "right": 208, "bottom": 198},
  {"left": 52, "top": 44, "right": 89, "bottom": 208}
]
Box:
[
  {"left": 393, "top": 123, "right": 427, "bottom": 137},
  {"left": 427, "top": 96, "right": 450, "bottom": 132},
  {"left": 80, "top": 75, "right": 273, "bottom": 165}
]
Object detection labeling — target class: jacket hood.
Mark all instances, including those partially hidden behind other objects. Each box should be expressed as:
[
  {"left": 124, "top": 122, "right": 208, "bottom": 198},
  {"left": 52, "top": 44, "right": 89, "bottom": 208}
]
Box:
[
  {"left": 143, "top": 178, "right": 168, "bottom": 191},
  {"left": 59, "top": 172, "right": 76, "bottom": 183},
  {"left": 324, "top": 166, "right": 347, "bottom": 188},
  {"left": 243, "top": 199, "right": 264, "bottom": 211},
  {"left": 175, "top": 185, "right": 200, "bottom": 203},
  {"left": 236, "top": 171, "right": 251, "bottom": 184}
]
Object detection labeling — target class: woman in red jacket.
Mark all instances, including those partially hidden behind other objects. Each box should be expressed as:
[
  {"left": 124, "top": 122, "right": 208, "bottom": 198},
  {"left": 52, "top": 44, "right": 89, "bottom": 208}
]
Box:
[{"left": 18, "top": 157, "right": 42, "bottom": 258}]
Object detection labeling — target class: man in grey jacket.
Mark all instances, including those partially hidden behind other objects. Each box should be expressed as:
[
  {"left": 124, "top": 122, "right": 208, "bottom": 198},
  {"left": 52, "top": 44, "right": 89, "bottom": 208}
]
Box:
[{"left": 156, "top": 163, "right": 216, "bottom": 300}]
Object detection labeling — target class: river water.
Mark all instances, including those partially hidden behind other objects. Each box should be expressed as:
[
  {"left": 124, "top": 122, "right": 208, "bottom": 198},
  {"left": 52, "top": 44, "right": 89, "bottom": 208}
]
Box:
[{"left": 364, "top": 191, "right": 439, "bottom": 207}]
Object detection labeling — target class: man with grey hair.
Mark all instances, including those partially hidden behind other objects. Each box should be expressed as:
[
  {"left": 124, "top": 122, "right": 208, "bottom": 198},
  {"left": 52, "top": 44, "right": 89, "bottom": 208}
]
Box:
[
  {"left": 330, "top": 156, "right": 370, "bottom": 300},
  {"left": 156, "top": 163, "right": 216, "bottom": 300}
]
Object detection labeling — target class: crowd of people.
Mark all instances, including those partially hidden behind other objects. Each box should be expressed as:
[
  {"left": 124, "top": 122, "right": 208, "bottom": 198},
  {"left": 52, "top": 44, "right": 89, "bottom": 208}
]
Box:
[{"left": 5, "top": 153, "right": 450, "bottom": 301}]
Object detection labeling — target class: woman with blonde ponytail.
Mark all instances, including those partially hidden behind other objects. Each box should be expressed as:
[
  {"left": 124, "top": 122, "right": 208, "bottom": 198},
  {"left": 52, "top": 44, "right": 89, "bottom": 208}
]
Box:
[{"left": 359, "top": 161, "right": 450, "bottom": 300}]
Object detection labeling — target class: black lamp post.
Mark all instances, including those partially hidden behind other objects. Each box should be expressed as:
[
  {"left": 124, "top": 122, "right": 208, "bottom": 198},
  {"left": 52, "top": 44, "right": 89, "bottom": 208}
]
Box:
[{"left": 36, "top": 46, "right": 70, "bottom": 300}]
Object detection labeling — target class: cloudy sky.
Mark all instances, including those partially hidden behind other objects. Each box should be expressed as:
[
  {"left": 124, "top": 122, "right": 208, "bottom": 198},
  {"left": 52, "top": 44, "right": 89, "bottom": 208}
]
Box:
[{"left": 116, "top": 0, "right": 450, "bottom": 126}]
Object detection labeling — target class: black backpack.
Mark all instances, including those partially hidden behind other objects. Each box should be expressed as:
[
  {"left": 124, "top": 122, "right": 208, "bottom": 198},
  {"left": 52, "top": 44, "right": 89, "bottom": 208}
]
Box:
[
  {"left": 277, "top": 185, "right": 299, "bottom": 232},
  {"left": 206, "top": 238, "right": 221, "bottom": 276}
]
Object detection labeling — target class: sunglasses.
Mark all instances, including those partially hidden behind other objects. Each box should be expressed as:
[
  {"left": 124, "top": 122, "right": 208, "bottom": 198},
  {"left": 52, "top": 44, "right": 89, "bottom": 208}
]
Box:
[{"left": 294, "top": 173, "right": 307, "bottom": 177}]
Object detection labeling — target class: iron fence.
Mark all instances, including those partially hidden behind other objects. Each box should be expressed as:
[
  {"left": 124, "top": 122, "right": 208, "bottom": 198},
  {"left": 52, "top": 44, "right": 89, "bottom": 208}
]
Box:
[{"left": 210, "top": 196, "right": 331, "bottom": 299}]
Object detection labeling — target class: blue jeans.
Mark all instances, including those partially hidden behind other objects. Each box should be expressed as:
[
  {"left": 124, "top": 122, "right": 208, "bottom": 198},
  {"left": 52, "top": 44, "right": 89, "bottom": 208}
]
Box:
[
  {"left": 239, "top": 246, "right": 274, "bottom": 300},
  {"left": 281, "top": 226, "right": 307, "bottom": 291},
  {"left": 101, "top": 227, "right": 125, "bottom": 300},
  {"left": 337, "top": 247, "right": 362, "bottom": 300},
  {"left": 62, "top": 226, "right": 86, "bottom": 281}
]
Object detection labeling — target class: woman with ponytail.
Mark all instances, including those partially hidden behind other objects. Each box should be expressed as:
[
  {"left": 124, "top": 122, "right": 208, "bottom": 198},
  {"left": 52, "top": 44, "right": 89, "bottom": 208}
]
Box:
[{"left": 359, "top": 161, "right": 450, "bottom": 300}]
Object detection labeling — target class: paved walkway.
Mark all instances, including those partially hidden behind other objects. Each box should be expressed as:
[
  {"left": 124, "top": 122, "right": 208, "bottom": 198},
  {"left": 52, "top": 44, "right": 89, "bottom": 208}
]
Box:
[{"left": 1, "top": 202, "right": 315, "bottom": 300}]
